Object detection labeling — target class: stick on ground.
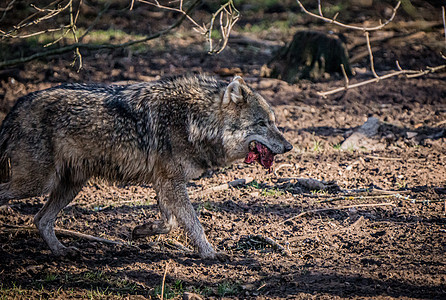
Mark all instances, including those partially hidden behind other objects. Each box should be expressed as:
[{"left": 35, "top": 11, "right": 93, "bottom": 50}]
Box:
[
  {"left": 283, "top": 202, "right": 396, "bottom": 224},
  {"left": 248, "top": 234, "right": 291, "bottom": 256},
  {"left": 2, "top": 224, "right": 127, "bottom": 246},
  {"left": 161, "top": 261, "right": 169, "bottom": 300}
]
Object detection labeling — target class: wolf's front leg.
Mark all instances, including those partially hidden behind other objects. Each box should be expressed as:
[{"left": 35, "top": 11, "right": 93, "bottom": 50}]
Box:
[
  {"left": 164, "top": 178, "right": 221, "bottom": 259},
  {"left": 138, "top": 176, "right": 222, "bottom": 260},
  {"left": 165, "top": 179, "right": 221, "bottom": 259}
]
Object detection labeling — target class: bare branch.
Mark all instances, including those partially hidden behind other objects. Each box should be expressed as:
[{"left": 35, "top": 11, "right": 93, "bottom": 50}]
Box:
[
  {"left": 340, "top": 63, "right": 349, "bottom": 89},
  {"left": 298, "top": 0, "right": 446, "bottom": 97},
  {"left": 365, "top": 32, "right": 379, "bottom": 78},
  {"left": 1, "top": 0, "right": 71, "bottom": 39},
  {"left": 296, "top": 0, "right": 401, "bottom": 32},
  {"left": 318, "top": 64, "right": 446, "bottom": 97},
  {"left": 0, "top": 0, "right": 16, "bottom": 22},
  {"left": 139, "top": 0, "right": 205, "bottom": 33},
  {"left": 208, "top": 0, "right": 239, "bottom": 54},
  {"left": 7, "top": 26, "right": 67, "bottom": 39},
  {"left": 138, "top": 0, "right": 239, "bottom": 54},
  {"left": 0, "top": 0, "right": 201, "bottom": 69},
  {"left": 79, "top": 2, "right": 111, "bottom": 43}
]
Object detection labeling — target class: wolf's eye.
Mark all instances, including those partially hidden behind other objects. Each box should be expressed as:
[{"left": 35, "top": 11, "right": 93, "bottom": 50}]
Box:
[{"left": 256, "top": 120, "right": 267, "bottom": 127}]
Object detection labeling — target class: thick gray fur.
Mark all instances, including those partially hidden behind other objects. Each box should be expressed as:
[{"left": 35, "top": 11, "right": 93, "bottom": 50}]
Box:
[{"left": 0, "top": 75, "right": 292, "bottom": 260}]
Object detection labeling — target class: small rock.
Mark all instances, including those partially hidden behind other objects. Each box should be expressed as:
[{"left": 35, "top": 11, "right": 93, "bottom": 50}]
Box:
[
  {"left": 183, "top": 292, "right": 204, "bottom": 300},
  {"left": 406, "top": 131, "right": 418, "bottom": 139},
  {"left": 341, "top": 117, "right": 383, "bottom": 150}
]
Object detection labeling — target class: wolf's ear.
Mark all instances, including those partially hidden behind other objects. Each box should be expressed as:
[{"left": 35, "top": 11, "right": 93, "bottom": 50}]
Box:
[{"left": 222, "top": 76, "right": 246, "bottom": 106}]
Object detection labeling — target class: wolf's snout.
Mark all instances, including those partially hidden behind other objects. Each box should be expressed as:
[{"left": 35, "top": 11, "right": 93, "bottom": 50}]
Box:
[{"left": 283, "top": 141, "right": 293, "bottom": 153}]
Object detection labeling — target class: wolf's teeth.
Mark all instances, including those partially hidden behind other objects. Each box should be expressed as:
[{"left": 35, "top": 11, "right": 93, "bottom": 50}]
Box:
[{"left": 249, "top": 141, "right": 257, "bottom": 151}]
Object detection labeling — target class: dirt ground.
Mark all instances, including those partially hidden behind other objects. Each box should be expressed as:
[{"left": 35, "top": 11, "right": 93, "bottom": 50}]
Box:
[{"left": 0, "top": 1, "right": 445, "bottom": 299}]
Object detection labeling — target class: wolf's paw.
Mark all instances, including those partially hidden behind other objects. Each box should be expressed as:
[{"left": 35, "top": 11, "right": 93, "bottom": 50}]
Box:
[
  {"left": 200, "top": 250, "right": 231, "bottom": 262},
  {"left": 131, "top": 224, "right": 152, "bottom": 240},
  {"left": 53, "top": 246, "right": 81, "bottom": 258},
  {"left": 132, "top": 221, "right": 172, "bottom": 240},
  {"left": 215, "top": 251, "right": 232, "bottom": 262}
]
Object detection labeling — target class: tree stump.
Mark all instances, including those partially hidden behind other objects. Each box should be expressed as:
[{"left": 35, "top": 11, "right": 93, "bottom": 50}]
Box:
[{"left": 266, "top": 30, "right": 352, "bottom": 83}]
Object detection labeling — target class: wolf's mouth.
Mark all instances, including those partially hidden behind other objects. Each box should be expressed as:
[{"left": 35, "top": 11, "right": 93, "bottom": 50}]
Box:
[{"left": 244, "top": 141, "right": 275, "bottom": 169}]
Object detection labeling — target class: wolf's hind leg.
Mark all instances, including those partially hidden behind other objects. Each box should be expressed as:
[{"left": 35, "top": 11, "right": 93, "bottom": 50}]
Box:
[
  {"left": 0, "top": 181, "right": 43, "bottom": 206},
  {"left": 34, "top": 169, "right": 85, "bottom": 256},
  {"left": 0, "top": 156, "right": 54, "bottom": 206},
  {"left": 132, "top": 200, "right": 178, "bottom": 239}
]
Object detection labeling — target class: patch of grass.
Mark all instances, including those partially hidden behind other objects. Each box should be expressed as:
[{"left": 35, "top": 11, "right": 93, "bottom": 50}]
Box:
[
  {"left": 311, "top": 189, "right": 328, "bottom": 195},
  {"left": 44, "top": 273, "right": 58, "bottom": 283},
  {"left": 193, "top": 286, "right": 213, "bottom": 297},
  {"left": 153, "top": 280, "right": 185, "bottom": 299},
  {"left": 70, "top": 271, "right": 139, "bottom": 294},
  {"left": 217, "top": 281, "right": 240, "bottom": 297},
  {"left": 198, "top": 200, "right": 218, "bottom": 212},
  {"left": 86, "top": 286, "right": 115, "bottom": 299},
  {"left": 321, "top": 2, "right": 345, "bottom": 16},
  {"left": 1, "top": 274, "right": 142, "bottom": 299},
  {"left": 248, "top": 179, "right": 261, "bottom": 189},
  {"left": 210, "top": 29, "right": 222, "bottom": 40},
  {"left": 241, "top": 19, "right": 292, "bottom": 34},
  {"left": 0, "top": 283, "right": 27, "bottom": 298},
  {"left": 333, "top": 143, "right": 342, "bottom": 150},
  {"left": 312, "top": 139, "right": 322, "bottom": 153},
  {"left": 261, "top": 187, "right": 284, "bottom": 197},
  {"left": 23, "top": 28, "right": 149, "bottom": 51},
  {"left": 82, "top": 270, "right": 104, "bottom": 281},
  {"left": 396, "top": 180, "right": 407, "bottom": 189}
]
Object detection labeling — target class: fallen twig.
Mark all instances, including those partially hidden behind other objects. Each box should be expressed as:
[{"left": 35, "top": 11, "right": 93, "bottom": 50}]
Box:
[
  {"left": 161, "top": 261, "right": 169, "bottom": 300},
  {"left": 2, "top": 224, "right": 128, "bottom": 246},
  {"left": 318, "top": 194, "right": 397, "bottom": 203},
  {"left": 165, "top": 238, "right": 193, "bottom": 253},
  {"left": 283, "top": 202, "right": 396, "bottom": 224},
  {"left": 364, "top": 155, "right": 429, "bottom": 162},
  {"left": 288, "top": 216, "right": 365, "bottom": 243},
  {"left": 247, "top": 234, "right": 290, "bottom": 256},
  {"left": 273, "top": 163, "right": 295, "bottom": 176}
]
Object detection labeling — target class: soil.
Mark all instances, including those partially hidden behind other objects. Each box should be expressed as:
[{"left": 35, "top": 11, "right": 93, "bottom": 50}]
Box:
[{"left": 0, "top": 1, "right": 445, "bottom": 299}]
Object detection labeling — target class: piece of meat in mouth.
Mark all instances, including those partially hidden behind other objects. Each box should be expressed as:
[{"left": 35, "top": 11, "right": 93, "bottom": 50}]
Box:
[{"left": 244, "top": 141, "right": 275, "bottom": 170}]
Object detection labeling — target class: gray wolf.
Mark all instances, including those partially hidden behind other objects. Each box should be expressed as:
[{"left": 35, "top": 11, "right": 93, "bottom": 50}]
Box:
[{"left": 0, "top": 75, "right": 292, "bottom": 260}]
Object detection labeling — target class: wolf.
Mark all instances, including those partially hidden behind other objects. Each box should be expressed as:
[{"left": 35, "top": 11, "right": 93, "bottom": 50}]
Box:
[{"left": 0, "top": 75, "right": 292, "bottom": 260}]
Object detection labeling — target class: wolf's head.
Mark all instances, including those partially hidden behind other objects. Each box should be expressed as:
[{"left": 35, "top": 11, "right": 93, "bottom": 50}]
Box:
[{"left": 220, "top": 76, "right": 293, "bottom": 169}]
